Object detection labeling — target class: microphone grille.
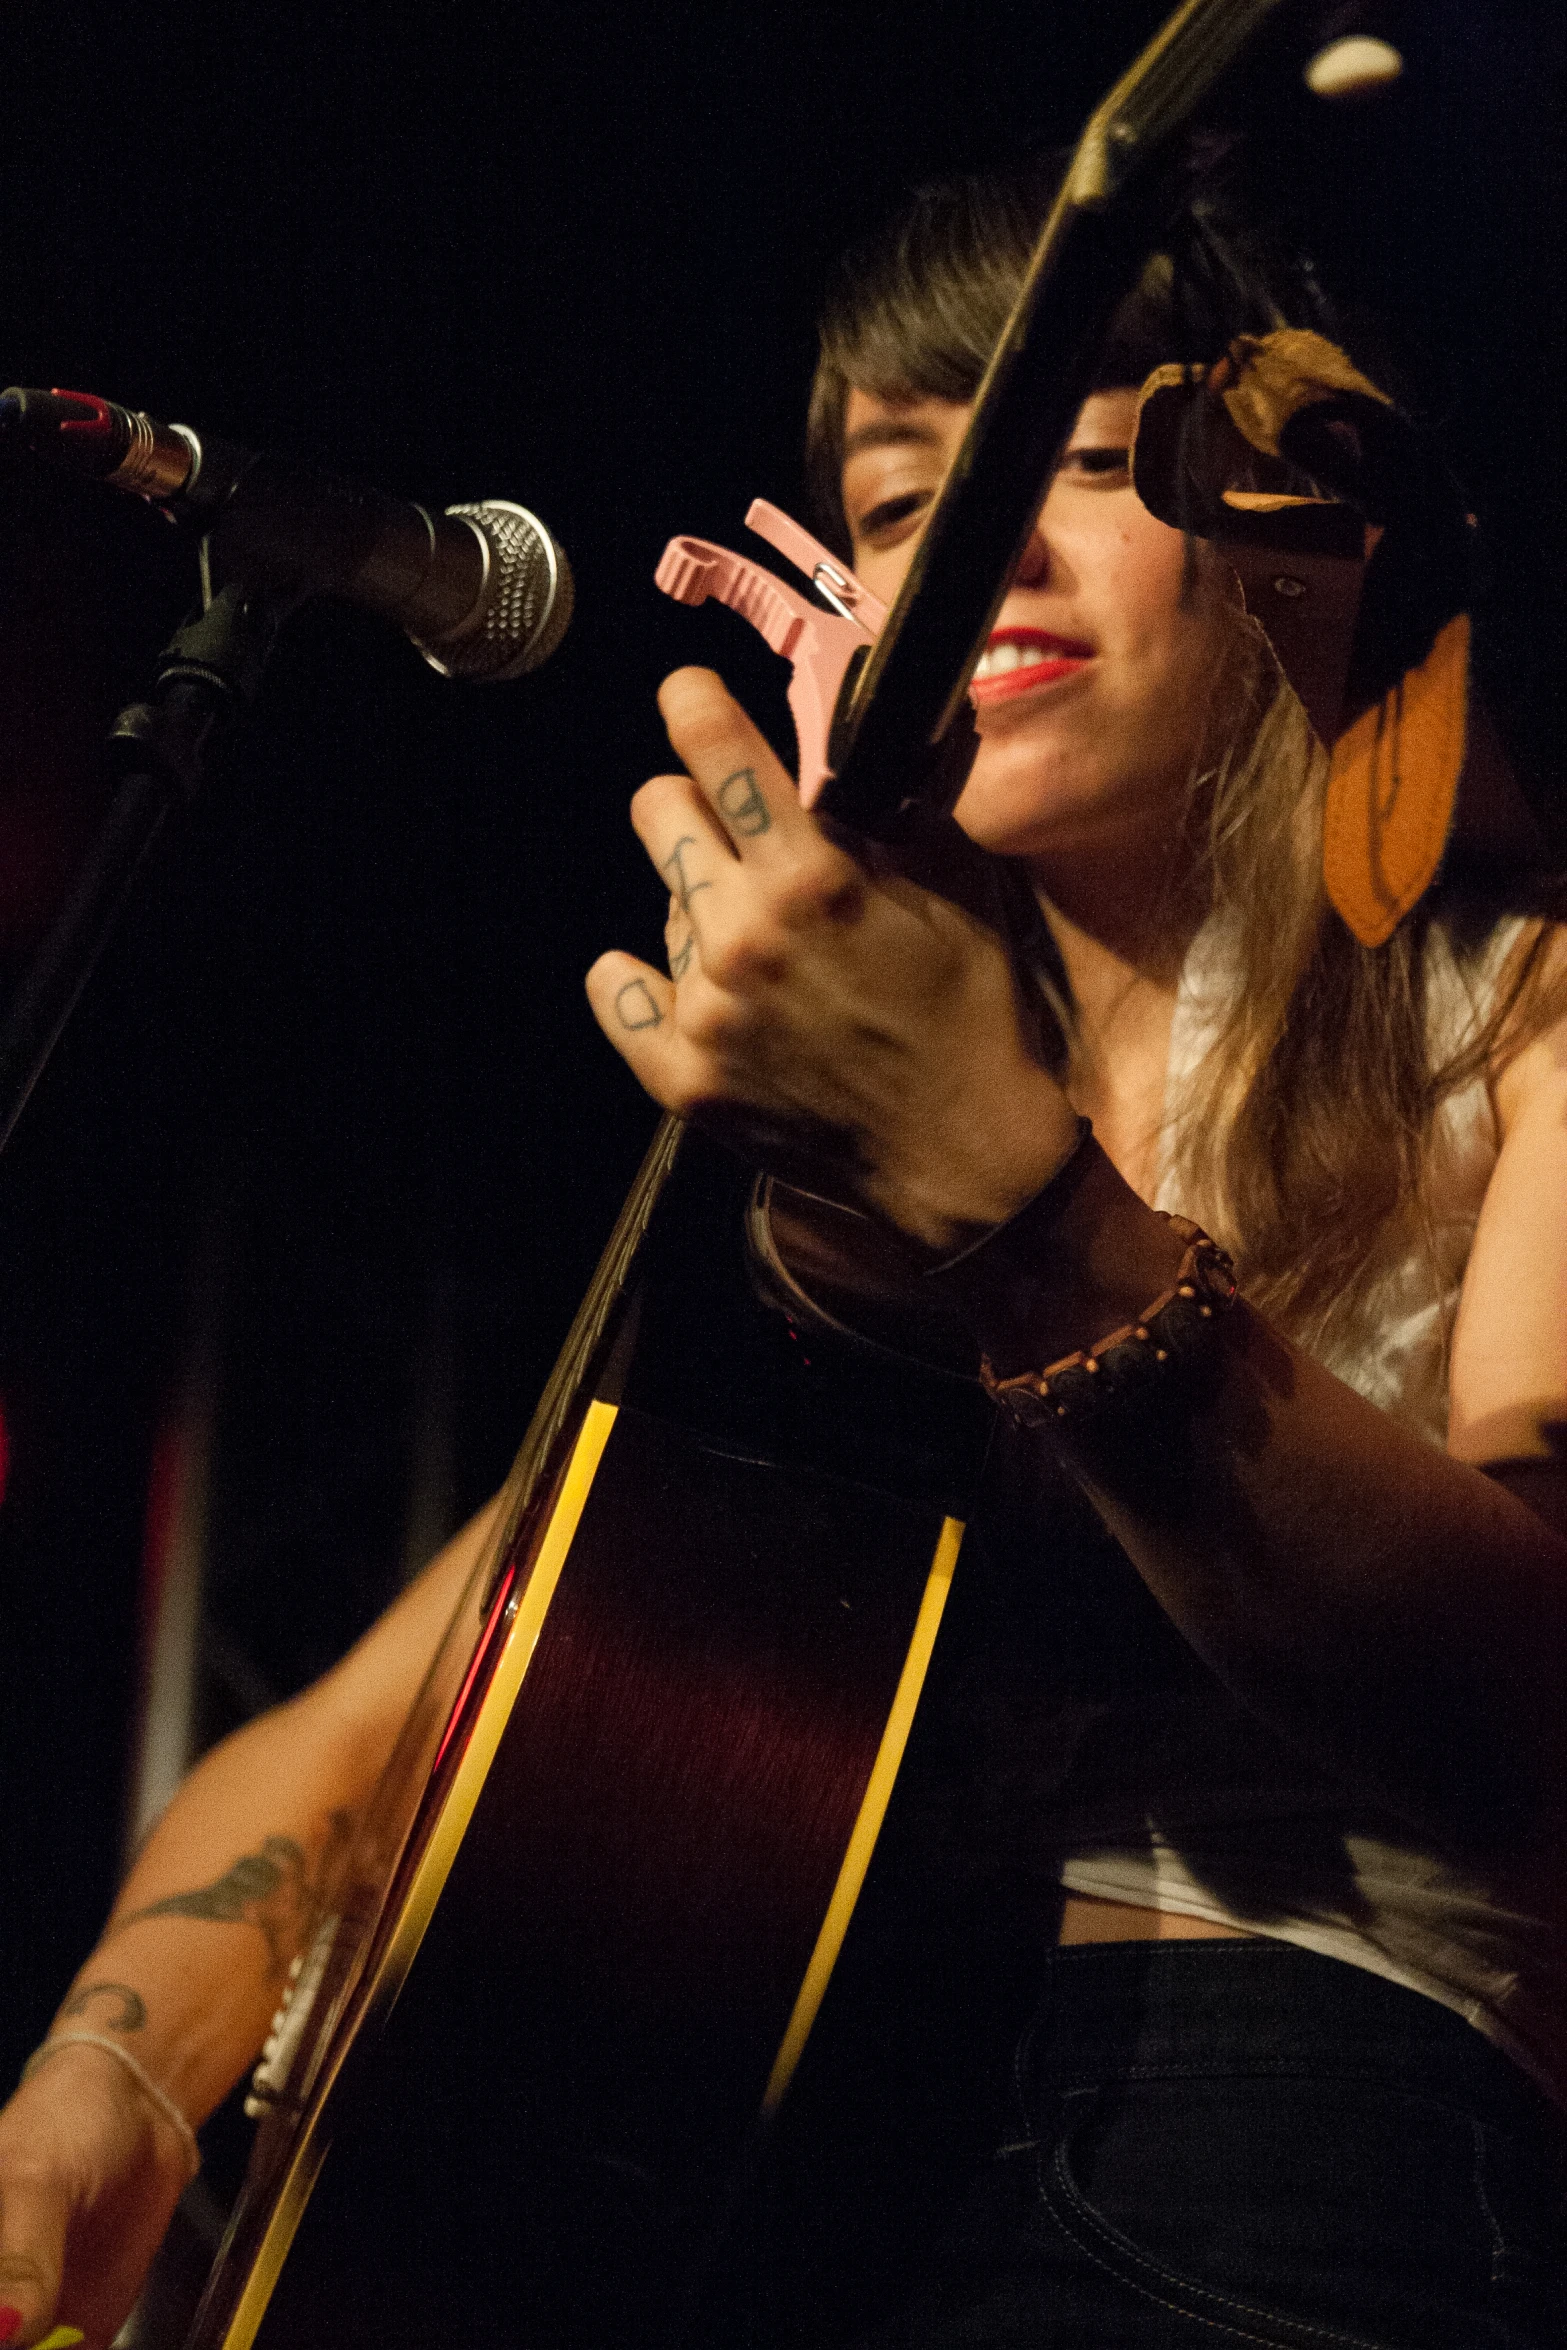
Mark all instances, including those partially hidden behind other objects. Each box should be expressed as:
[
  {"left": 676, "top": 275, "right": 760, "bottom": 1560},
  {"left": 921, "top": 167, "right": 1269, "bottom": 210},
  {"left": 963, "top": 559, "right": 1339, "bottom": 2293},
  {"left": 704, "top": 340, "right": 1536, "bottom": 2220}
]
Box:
[{"left": 419, "top": 500, "right": 574, "bottom": 683}]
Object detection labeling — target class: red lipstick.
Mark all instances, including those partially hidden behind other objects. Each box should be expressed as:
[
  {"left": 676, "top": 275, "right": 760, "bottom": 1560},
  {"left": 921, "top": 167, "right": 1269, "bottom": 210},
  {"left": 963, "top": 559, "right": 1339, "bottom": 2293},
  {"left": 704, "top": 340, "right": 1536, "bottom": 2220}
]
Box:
[{"left": 969, "top": 625, "right": 1094, "bottom": 707}]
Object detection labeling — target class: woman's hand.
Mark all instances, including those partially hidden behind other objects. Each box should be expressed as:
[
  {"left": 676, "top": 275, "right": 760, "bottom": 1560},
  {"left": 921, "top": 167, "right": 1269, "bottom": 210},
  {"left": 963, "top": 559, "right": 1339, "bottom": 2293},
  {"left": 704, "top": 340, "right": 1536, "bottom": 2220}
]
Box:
[
  {"left": 0, "top": 2047, "right": 192, "bottom": 2348},
  {"left": 586, "top": 668, "right": 1081, "bottom": 1255}
]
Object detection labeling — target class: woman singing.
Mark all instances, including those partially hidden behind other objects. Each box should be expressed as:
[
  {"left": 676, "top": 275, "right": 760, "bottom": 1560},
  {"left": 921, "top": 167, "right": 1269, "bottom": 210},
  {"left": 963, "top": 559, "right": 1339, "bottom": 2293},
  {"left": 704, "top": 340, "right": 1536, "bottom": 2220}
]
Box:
[{"left": 1, "top": 169, "right": 1563, "bottom": 2347}]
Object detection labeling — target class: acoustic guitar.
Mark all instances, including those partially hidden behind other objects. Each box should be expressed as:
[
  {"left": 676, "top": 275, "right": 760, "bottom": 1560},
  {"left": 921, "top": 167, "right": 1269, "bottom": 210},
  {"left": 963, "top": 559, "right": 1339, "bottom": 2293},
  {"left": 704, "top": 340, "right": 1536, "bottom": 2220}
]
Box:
[{"left": 179, "top": 6, "right": 1289, "bottom": 2343}]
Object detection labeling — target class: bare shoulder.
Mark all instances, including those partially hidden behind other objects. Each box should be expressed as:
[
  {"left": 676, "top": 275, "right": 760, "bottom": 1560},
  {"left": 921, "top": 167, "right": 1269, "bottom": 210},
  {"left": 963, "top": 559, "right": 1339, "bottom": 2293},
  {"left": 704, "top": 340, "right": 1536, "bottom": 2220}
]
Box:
[{"left": 1492, "top": 916, "right": 1567, "bottom": 1133}]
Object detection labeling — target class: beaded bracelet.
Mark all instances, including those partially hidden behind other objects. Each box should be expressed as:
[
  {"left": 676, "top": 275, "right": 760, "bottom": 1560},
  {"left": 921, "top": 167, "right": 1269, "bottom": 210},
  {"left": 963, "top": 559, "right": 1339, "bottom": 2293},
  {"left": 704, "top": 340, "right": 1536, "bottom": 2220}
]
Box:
[
  {"left": 980, "top": 1214, "right": 1238, "bottom": 1429},
  {"left": 21, "top": 2031, "right": 201, "bottom": 2180}
]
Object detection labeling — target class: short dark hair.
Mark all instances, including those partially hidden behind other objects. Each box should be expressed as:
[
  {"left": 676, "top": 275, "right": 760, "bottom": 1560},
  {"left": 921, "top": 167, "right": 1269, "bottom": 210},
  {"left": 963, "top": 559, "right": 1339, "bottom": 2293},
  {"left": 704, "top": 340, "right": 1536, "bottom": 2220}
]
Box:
[{"left": 804, "top": 162, "right": 1339, "bottom": 554}]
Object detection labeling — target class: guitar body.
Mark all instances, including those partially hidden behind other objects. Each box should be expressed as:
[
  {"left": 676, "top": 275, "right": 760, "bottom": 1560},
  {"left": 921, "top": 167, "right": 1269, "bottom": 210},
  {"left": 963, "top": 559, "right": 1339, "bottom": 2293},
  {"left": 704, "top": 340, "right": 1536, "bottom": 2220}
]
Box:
[{"left": 184, "top": 1128, "right": 994, "bottom": 2349}]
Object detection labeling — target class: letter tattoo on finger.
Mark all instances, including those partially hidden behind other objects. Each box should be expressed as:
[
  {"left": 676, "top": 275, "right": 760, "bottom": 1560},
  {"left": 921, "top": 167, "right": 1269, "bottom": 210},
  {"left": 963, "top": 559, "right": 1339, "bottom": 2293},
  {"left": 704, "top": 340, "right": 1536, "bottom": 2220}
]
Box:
[
  {"left": 659, "top": 835, "right": 713, "bottom": 919},
  {"left": 716, "top": 765, "right": 771, "bottom": 837},
  {"left": 616, "top": 978, "right": 665, "bottom": 1030},
  {"left": 669, "top": 930, "right": 696, "bottom": 981}
]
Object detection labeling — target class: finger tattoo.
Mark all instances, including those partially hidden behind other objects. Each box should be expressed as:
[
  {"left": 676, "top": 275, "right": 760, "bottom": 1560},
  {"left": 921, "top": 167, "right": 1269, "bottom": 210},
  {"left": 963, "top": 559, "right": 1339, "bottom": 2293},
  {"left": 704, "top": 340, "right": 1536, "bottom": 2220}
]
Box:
[
  {"left": 616, "top": 978, "right": 665, "bottom": 1030},
  {"left": 716, "top": 765, "right": 771, "bottom": 837},
  {"left": 660, "top": 835, "right": 714, "bottom": 919},
  {"left": 669, "top": 931, "right": 696, "bottom": 981}
]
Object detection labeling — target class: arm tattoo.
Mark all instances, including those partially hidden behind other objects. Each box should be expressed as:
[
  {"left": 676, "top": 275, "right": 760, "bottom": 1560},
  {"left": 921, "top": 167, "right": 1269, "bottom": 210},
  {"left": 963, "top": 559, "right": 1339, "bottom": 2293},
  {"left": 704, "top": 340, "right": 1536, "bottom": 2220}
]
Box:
[
  {"left": 659, "top": 835, "right": 713, "bottom": 918},
  {"left": 716, "top": 765, "right": 771, "bottom": 837},
  {"left": 616, "top": 977, "right": 664, "bottom": 1030},
  {"left": 62, "top": 1980, "right": 147, "bottom": 2031},
  {"left": 114, "top": 1834, "right": 311, "bottom": 1977}
]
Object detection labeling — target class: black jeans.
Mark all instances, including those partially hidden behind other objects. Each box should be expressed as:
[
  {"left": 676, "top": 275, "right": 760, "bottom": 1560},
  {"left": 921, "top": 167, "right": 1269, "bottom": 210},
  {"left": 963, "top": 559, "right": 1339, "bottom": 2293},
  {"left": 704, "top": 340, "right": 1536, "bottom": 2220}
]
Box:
[{"left": 853, "top": 1940, "right": 1565, "bottom": 2349}]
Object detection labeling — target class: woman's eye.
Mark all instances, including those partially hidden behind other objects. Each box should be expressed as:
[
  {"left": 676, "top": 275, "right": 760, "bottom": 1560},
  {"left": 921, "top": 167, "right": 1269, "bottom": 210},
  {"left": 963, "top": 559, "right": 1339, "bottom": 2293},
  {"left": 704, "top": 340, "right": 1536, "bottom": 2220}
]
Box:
[
  {"left": 1058, "top": 444, "right": 1133, "bottom": 480},
  {"left": 854, "top": 489, "right": 932, "bottom": 544}
]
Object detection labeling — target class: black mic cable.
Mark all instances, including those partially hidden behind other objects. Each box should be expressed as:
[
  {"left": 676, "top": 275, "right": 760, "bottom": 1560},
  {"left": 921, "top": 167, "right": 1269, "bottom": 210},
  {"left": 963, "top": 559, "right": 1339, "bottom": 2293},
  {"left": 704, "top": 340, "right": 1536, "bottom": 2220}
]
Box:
[{"left": 0, "top": 385, "right": 573, "bottom": 682}]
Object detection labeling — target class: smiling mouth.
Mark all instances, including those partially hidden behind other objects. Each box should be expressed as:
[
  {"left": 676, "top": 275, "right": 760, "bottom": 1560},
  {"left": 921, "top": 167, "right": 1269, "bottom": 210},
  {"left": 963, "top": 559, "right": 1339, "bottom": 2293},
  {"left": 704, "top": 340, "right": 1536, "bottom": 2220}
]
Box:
[{"left": 970, "top": 628, "right": 1094, "bottom": 705}]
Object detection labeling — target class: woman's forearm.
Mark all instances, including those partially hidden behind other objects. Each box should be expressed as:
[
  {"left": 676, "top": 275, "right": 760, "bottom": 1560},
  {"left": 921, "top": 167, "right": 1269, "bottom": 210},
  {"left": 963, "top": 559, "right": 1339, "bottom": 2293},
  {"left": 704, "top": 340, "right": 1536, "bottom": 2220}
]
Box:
[
  {"left": 48, "top": 1697, "right": 379, "bottom": 2128},
  {"left": 0, "top": 1506, "right": 500, "bottom": 2346},
  {"left": 1063, "top": 1301, "right": 1567, "bottom": 1847},
  {"left": 31, "top": 1496, "right": 501, "bottom": 2127},
  {"left": 917, "top": 1140, "right": 1567, "bottom": 1846}
]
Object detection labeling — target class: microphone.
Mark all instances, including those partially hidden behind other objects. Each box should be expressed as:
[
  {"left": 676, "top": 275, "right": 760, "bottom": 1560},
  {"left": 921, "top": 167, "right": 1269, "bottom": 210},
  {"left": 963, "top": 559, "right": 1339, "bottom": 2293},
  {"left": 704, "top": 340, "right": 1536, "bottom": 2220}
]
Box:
[{"left": 0, "top": 385, "right": 572, "bottom": 683}]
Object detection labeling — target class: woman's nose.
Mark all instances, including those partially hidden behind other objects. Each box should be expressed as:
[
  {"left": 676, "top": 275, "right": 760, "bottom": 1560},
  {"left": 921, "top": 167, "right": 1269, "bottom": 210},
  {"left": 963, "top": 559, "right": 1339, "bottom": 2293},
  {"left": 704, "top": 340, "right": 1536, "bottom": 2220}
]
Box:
[{"left": 1011, "top": 504, "right": 1054, "bottom": 587}]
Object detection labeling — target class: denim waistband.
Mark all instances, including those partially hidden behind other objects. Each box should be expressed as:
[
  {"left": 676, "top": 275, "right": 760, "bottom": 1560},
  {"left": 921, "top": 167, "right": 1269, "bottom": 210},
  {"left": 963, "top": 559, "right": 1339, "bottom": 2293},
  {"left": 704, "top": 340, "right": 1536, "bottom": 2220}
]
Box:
[{"left": 1022, "top": 1938, "right": 1563, "bottom": 2148}]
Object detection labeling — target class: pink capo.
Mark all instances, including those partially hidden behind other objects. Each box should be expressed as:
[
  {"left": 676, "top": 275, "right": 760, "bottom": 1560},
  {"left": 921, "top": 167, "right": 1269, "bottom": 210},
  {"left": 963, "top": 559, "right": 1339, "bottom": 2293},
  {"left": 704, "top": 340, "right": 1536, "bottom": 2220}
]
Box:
[{"left": 654, "top": 499, "right": 887, "bottom": 807}]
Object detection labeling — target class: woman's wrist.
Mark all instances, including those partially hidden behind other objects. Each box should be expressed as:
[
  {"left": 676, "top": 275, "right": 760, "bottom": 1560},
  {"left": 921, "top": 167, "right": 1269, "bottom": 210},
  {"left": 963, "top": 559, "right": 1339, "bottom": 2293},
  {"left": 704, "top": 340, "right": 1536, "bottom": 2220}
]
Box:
[
  {"left": 16, "top": 2039, "right": 200, "bottom": 2180},
  {"left": 20, "top": 2034, "right": 200, "bottom": 2180},
  {"left": 754, "top": 1121, "right": 1203, "bottom": 1389},
  {"left": 921, "top": 1125, "right": 1193, "bottom": 1376},
  {"left": 866, "top": 1068, "right": 1089, "bottom": 1259}
]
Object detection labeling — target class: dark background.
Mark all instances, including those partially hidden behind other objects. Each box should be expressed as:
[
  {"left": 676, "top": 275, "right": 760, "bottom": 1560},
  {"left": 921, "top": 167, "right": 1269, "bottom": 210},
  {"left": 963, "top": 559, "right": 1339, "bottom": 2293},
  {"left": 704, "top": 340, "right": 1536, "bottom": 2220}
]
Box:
[{"left": 0, "top": 0, "right": 1560, "bottom": 2211}]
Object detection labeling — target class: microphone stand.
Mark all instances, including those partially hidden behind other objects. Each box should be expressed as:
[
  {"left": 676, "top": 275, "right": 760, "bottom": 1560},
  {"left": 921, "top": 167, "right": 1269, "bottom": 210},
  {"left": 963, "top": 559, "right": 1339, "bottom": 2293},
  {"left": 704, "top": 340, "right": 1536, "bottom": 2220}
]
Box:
[{"left": 0, "top": 559, "right": 291, "bottom": 1156}]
